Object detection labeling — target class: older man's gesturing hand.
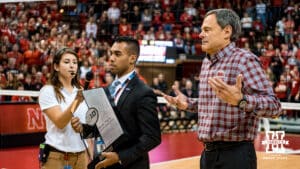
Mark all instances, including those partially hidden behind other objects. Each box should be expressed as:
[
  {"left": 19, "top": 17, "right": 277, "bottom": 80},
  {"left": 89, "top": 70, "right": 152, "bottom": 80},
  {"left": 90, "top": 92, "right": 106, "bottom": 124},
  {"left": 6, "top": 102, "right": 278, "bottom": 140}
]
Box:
[{"left": 208, "top": 74, "right": 243, "bottom": 106}]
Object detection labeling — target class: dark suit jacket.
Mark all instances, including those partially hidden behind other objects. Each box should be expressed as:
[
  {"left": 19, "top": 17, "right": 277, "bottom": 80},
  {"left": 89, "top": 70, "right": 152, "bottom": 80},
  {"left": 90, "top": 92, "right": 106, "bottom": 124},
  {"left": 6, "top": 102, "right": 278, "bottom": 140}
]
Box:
[{"left": 83, "top": 75, "right": 161, "bottom": 169}]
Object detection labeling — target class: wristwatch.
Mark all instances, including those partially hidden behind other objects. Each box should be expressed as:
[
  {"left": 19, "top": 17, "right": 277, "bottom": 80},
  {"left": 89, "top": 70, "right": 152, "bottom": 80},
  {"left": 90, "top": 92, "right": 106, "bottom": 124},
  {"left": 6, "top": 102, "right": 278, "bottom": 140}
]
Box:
[{"left": 238, "top": 94, "right": 247, "bottom": 111}]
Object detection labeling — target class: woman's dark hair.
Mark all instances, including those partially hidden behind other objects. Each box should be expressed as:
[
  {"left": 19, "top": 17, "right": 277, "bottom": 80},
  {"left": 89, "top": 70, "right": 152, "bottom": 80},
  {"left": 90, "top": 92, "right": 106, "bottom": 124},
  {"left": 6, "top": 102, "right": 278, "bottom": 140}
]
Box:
[{"left": 49, "top": 47, "right": 81, "bottom": 102}]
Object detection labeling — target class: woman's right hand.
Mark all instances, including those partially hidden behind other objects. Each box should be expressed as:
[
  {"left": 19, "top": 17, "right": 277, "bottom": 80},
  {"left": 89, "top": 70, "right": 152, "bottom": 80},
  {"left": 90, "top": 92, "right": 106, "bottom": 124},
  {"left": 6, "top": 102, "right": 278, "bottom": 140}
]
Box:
[{"left": 71, "top": 117, "right": 83, "bottom": 133}]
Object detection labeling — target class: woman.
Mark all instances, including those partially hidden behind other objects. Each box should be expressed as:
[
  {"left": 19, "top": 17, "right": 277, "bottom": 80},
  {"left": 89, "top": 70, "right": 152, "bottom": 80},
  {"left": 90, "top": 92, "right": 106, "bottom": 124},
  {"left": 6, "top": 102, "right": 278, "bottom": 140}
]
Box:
[{"left": 38, "top": 47, "right": 88, "bottom": 169}]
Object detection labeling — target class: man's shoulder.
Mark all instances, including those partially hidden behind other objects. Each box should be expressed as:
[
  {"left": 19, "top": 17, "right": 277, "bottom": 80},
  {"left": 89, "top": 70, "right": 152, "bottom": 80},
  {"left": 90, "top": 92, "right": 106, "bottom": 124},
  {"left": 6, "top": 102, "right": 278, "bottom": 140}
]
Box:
[
  {"left": 233, "top": 47, "right": 258, "bottom": 59},
  {"left": 135, "top": 78, "right": 152, "bottom": 91},
  {"left": 230, "top": 47, "right": 263, "bottom": 71},
  {"left": 132, "top": 78, "right": 156, "bottom": 95}
]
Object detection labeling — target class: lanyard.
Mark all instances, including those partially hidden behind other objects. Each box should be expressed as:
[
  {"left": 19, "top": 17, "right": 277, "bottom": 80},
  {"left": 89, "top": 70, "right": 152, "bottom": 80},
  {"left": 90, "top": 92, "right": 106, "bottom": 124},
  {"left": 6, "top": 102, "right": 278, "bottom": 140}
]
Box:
[{"left": 114, "top": 71, "right": 136, "bottom": 100}]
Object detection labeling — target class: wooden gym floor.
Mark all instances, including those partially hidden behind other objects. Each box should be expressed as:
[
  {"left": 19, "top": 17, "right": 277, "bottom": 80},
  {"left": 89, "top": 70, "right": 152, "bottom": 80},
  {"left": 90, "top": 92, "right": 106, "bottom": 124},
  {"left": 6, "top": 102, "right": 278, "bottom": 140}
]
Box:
[{"left": 1, "top": 132, "right": 300, "bottom": 169}]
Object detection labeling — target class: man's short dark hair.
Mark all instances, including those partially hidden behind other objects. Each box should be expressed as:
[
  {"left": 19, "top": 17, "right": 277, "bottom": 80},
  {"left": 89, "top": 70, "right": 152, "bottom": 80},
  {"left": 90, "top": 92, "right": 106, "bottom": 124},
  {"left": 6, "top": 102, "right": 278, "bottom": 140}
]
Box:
[{"left": 114, "top": 36, "right": 140, "bottom": 56}]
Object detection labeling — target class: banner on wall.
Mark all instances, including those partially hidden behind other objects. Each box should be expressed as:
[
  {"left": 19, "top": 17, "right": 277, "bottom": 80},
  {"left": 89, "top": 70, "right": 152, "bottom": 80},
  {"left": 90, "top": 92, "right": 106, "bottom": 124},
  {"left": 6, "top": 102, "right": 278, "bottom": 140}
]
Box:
[{"left": 0, "top": 103, "right": 46, "bottom": 134}]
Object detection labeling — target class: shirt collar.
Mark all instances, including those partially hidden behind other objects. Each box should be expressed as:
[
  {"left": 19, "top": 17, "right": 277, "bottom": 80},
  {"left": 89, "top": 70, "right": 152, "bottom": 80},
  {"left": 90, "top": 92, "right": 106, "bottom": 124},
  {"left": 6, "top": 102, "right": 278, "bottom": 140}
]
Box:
[
  {"left": 115, "top": 70, "right": 135, "bottom": 85},
  {"left": 216, "top": 42, "right": 235, "bottom": 59},
  {"left": 209, "top": 42, "right": 236, "bottom": 64}
]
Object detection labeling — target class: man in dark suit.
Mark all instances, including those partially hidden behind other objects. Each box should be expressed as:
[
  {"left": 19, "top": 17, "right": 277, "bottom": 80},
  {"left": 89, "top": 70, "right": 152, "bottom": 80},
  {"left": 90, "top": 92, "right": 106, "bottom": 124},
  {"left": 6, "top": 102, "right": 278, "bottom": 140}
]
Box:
[{"left": 71, "top": 36, "right": 161, "bottom": 169}]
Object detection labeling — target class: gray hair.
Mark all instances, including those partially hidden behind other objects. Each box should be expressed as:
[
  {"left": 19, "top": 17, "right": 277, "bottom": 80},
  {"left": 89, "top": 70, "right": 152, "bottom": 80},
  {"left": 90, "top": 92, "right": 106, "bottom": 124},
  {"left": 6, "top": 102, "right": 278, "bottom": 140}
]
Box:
[{"left": 205, "top": 9, "right": 241, "bottom": 41}]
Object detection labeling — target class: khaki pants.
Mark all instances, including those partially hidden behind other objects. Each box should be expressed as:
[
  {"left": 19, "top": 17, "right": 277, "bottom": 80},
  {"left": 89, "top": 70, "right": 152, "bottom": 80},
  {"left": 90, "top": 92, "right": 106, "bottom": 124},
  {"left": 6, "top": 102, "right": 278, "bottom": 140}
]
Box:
[{"left": 41, "top": 151, "right": 87, "bottom": 169}]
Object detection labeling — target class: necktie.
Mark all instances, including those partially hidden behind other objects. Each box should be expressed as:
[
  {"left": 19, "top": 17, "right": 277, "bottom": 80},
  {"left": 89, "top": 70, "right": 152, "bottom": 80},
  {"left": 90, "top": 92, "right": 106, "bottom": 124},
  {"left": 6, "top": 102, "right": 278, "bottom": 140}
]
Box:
[{"left": 109, "top": 80, "right": 121, "bottom": 97}]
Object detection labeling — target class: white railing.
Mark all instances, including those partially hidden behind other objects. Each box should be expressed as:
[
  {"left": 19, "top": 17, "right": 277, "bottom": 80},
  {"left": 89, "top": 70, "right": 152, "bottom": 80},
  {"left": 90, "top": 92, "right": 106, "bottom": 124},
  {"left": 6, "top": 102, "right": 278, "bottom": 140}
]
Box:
[
  {"left": 1, "top": 89, "right": 299, "bottom": 110},
  {"left": 0, "top": 89, "right": 40, "bottom": 97}
]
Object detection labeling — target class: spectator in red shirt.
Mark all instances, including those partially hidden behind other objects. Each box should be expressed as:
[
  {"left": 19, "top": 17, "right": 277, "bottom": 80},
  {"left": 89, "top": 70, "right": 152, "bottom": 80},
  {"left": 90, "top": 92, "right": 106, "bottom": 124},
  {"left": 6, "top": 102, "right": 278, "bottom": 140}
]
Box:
[
  {"left": 180, "top": 8, "right": 193, "bottom": 28},
  {"left": 50, "top": 3, "right": 62, "bottom": 21},
  {"left": 284, "top": 14, "right": 295, "bottom": 43},
  {"left": 7, "top": 44, "right": 23, "bottom": 67},
  {"left": 23, "top": 42, "right": 42, "bottom": 67},
  {"left": 0, "top": 17, "right": 10, "bottom": 38},
  {"left": 89, "top": 57, "right": 106, "bottom": 88},
  {"left": 152, "top": 10, "right": 162, "bottom": 31},
  {"left": 191, "top": 27, "right": 201, "bottom": 40},
  {"left": 133, "top": 23, "right": 146, "bottom": 39},
  {"left": 18, "top": 30, "right": 30, "bottom": 52},
  {"left": 252, "top": 17, "right": 264, "bottom": 40},
  {"left": 274, "top": 74, "right": 289, "bottom": 101},
  {"left": 118, "top": 17, "right": 132, "bottom": 36},
  {"left": 265, "top": 43, "right": 276, "bottom": 58},
  {"left": 155, "top": 26, "right": 166, "bottom": 40},
  {"left": 162, "top": 6, "right": 175, "bottom": 32},
  {"left": 7, "top": 21, "right": 18, "bottom": 44}
]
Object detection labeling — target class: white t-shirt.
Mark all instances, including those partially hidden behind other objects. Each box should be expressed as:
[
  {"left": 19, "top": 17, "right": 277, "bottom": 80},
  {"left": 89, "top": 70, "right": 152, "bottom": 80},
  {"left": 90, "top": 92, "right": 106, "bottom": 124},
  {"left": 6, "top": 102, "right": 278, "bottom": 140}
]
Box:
[
  {"left": 241, "top": 17, "right": 253, "bottom": 29},
  {"left": 107, "top": 7, "right": 120, "bottom": 20},
  {"left": 39, "top": 85, "right": 88, "bottom": 152},
  {"left": 256, "top": 3, "right": 266, "bottom": 14},
  {"left": 86, "top": 22, "right": 98, "bottom": 39},
  {"left": 276, "top": 20, "right": 285, "bottom": 36}
]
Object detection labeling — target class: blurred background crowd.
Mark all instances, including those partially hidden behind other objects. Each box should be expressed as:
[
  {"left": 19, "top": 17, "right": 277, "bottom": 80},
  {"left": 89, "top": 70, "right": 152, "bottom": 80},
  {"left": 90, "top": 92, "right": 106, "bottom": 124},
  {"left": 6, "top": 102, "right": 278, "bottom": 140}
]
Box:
[{"left": 0, "top": 0, "right": 300, "bottom": 132}]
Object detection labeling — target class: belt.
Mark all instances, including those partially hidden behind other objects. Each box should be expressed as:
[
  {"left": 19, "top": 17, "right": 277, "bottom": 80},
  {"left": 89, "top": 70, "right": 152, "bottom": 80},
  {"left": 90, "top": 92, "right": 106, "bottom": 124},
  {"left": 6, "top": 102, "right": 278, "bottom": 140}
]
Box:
[
  {"left": 48, "top": 145, "right": 84, "bottom": 155},
  {"left": 203, "top": 141, "right": 253, "bottom": 152}
]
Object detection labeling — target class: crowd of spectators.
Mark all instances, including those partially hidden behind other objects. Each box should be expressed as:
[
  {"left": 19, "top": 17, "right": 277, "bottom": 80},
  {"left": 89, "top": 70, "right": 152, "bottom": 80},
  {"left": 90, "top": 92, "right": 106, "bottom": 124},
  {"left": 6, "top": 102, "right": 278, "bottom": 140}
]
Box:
[{"left": 0, "top": 0, "right": 300, "bottom": 114}]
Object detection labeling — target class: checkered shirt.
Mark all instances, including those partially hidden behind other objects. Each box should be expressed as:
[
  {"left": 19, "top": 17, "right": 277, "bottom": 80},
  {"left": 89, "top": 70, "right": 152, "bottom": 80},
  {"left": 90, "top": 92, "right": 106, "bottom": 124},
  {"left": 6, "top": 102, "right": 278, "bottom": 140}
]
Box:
[{"left": 188, "top": 43, "right": 282, "bottom": 142}]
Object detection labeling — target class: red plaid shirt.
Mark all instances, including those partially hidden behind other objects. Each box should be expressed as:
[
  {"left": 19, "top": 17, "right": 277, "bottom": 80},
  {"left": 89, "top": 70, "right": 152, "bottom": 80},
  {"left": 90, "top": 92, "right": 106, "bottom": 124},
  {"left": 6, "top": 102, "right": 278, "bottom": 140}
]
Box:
[{"left": 189, "top": 43, "right": 282, "bottom": 142}]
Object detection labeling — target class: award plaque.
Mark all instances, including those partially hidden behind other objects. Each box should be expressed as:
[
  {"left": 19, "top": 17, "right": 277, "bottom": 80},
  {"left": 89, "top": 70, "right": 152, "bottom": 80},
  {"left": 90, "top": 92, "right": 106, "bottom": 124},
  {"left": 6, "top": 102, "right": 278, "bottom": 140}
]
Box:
[{"left": 83, "top": 88, "right": 124, "bottom": 149}]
